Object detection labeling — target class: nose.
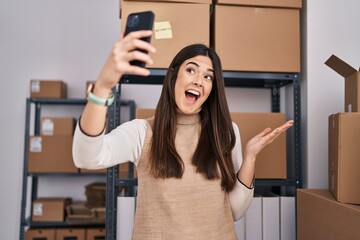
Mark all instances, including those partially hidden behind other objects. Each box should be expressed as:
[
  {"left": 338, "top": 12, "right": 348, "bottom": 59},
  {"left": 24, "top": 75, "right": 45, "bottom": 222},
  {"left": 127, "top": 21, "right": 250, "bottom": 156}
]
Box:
[{"left": 193, "top": 75, "right": 203, "bottom": 88}]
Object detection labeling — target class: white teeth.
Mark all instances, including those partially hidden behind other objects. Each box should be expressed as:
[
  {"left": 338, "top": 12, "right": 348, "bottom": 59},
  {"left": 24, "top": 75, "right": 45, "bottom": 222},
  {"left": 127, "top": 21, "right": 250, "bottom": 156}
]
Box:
[{"left": 186, "top": 89, "right": 200, "bottom": 96}]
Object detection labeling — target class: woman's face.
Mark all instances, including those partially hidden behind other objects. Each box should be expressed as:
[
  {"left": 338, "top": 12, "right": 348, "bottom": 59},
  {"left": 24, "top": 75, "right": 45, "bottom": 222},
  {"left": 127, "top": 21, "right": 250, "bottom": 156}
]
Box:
[{"left": 174, "top": 55, "right": 214, "bottom": 114}]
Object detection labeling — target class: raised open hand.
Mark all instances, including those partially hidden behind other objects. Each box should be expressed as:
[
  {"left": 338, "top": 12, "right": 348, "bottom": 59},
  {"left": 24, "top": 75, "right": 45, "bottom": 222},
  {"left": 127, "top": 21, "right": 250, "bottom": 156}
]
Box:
[{"left": 245, "top": 120, "right": 294, "bottom": 161}]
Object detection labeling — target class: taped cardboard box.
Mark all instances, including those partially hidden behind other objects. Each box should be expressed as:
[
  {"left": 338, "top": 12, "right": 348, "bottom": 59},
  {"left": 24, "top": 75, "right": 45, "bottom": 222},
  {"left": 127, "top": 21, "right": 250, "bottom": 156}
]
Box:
[
  {"left": 32, "top": 198, "right": 72, "bottom": 222},
  {"left": 213, "top": 3, "right": 301, "bottom": 72},
  {"left": 30, "top": 79, "right": 67, "bottom": 98},
  {"left": 28, "top": 135, "right": 78, "bottom": 173},
  {"left": 25, "top": 228, "right": 56, "bottom": 240},
  {"left": 120, "top": 1, "right": 210, "bottom": 68},
  {"left": 136, "top": 109, "right": 287, "bottom": 179},
  {"left": 325, "top": 55, "right": 360, "bottom": 112},
  {"left": 328, "top": 112, "right": 360, "bottom": 204},
  {"left": 297, "top": 189, "right": 360, "bottom": 240},
  {"left": 41, "top": 117, "right": 76, "bottom": 136}
]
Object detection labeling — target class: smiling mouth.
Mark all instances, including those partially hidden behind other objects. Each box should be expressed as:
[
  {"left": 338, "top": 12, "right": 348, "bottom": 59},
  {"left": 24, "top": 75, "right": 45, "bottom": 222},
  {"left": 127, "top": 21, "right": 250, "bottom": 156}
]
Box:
[{"left": 185, "top": 89, "right": 200, "bottom": 102}]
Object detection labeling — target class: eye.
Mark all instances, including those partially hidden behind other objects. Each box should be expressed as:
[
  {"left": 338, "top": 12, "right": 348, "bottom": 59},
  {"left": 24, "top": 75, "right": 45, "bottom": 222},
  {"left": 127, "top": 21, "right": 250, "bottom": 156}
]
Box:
[
  {"left": 186, "top": 67, "right": 196, "bottom": 74},
  {"left": 204, "top": 75, "right": 213, "bottom": 81}
]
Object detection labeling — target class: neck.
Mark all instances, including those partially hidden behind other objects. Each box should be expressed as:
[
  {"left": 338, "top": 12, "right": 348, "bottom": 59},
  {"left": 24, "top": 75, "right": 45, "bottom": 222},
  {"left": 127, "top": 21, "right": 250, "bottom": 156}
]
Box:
[{"left": 176, "top": 110, "right": 201, "bottom": 125}]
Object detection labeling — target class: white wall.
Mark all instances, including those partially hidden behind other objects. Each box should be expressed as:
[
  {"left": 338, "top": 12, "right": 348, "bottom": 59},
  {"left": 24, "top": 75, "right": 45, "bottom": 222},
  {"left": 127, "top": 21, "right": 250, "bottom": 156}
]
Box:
[
  {"left": 304, "top": 0, "right": 360, "bottom": 188},
  {"left": 1, "top": 0, "right": 359, "bottom": 238}
]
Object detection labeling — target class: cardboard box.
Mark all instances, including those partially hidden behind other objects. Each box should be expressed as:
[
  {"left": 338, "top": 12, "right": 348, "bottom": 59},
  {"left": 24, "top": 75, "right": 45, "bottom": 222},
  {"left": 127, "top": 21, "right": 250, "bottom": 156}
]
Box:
[
  {"left": 86, "top": 228, "right": 105, "bottom": 240},
  {"left": 30, "top": 80, "right": 67, "bottom": 98},
  {"left": 231, "top": 112, "right": 287, "bottom": 179},
  {"left": 216, "top": 0, "right": 302, "bottom": 8},
  {"left": 328, "top": 112, "right": 360, "bottom": 204},
  {"left": 124, "top": 0, "right": 210, "bottom": 3},
  {"left": 32, "top": 198, "right": 72, "bottom": 222},
  {"left": 325, "top": 54, "right": 360, "bottom": 112},
  {"left": 297, "top": 189, "right": 360, "bottom": 240},
  {"left": 120, "top": 1, "right": 210, "bottom": 68},
  {"left": 41, "top": 117, "right": 76, "bottom": 136},
  {"left": 26, "top": 228, "right": 56, "bottom": 240},
  {"left": 55, "top": 228, "right": 85, "bottom": 240},
  {"left": 28, "top": 135, "right": 78, "bottom": 173},
  {"left": 213, "top": 4, "right": 301, "bottom": 72},
  {"left": 135, "top": 108, "right": 155, "bottom": 119}
]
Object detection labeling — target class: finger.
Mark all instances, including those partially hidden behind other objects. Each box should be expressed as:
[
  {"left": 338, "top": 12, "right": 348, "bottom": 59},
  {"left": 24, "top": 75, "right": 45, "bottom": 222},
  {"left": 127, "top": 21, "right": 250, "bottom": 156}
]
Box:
[
  {"left": 125, "top": 65, "right": 151, "bottom": 76},
  {"left": 130, "top": 38, "right": 156, "bottom": 54},
  {"left": 126, "top": 50, "right": 154, "bottom": 66},
  {"left": 258, "top": 127, "right": 272, "bottom": 137}
]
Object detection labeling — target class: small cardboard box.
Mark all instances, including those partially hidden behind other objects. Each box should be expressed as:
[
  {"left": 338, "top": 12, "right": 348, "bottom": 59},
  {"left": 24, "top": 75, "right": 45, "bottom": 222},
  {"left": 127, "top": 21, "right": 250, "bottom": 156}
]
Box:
[
  {"left": 328, "top": 112, "right": 360, "bottom": 204},
  {"left": 297, "top": 189, "right": 360, "bottom": 240},
  {"left": 25, "top": 228, "right": 56, "bottom": 240},
  {"left": 41, "top": 117, "right": 76, "bottom": 136},
  {"left": 231, "top": 112, "right": 287, "bottom": 179},
  {"left": 86, "top": 228, "right": 106, "bottom": 240},
  {"left": 32, "top": 198, "right": 72, "bottom": 222},
  {"left": 55, "top": 228, "right": 85, "bottom": 239},
  {"left": 28, "top": 135, "right": 78, "bottom": 173},
  {"left": 215, "top": 0, "right": 302, "bottom": 8},
  {"left": 213, "top": 3, "right": 301, "bottom": 72},
  {"left": 325, "top": 54, "right": 360, "bottom": 112},
  {"left": 120, "top": 1, "right": 210, "bottom": 68},
  {"left": 30, "top": 79, "right": 67, "bottom": 99}
]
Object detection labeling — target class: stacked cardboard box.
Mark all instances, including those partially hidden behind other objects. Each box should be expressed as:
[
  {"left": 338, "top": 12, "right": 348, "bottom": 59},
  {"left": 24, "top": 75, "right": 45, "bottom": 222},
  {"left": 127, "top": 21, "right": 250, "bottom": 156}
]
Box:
[
  {"left": 297, "top": 189, "right": 360, "bottom": 240},
  {"left": 213, "top": 0, "right": 302, "bottom": 72},
  {"left": 296, "top": 56, "right": 360, "bottom": 239},
  {"left": 30, "top": 79, "right": 67, "bottom": 98},
  {"left": 32, "top": 198, "right": 72, "bottom": 222},
  {"left": 25, "top": 228, "right": 105, "bottom": 240},
  {"left": 120, "top": 0, "right": 211, "bottom": 69},
  {"left": 85, "top": 182, "right": 106, "bottom": 209},
  {"left": 28, "top": 117, "right": 78, "bottom": 173},
  {"left": 120, "top": 0, "right": 302, "bottom": 73},
  {"left": 325, "top": 55, "right": 360, "bottom": 205}
]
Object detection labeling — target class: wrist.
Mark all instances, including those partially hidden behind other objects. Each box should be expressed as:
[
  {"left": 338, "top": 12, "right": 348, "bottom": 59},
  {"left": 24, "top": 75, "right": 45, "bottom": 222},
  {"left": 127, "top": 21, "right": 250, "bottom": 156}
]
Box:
[{"left": 87, "top": 83, "right": 114, "bottom": 106}]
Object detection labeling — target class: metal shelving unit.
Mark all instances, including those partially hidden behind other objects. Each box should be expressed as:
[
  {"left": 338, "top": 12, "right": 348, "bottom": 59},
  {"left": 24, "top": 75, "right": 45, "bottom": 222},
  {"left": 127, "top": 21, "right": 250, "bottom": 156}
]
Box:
[
  {"left": 104, "top": 70, "right": 302, "bottom": 239},
  {"left": 19, "top": 97, "right": 136, "bottom": 240}
]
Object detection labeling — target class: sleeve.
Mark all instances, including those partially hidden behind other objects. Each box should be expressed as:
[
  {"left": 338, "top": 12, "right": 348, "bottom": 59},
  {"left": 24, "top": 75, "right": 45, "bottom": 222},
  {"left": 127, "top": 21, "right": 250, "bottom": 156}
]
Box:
[
  {"left": 72, "top": 118, "right": 147, "bottom": 170},
  {"left": 228, "top": 122, "right": 254, "bottom": 221}
]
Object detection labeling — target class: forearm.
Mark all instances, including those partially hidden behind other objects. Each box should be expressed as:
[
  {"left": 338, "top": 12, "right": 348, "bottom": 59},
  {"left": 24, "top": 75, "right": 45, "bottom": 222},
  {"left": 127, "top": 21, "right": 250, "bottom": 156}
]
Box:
[{"left": 237, "top": 155, "right": 255, "bottom": 188}]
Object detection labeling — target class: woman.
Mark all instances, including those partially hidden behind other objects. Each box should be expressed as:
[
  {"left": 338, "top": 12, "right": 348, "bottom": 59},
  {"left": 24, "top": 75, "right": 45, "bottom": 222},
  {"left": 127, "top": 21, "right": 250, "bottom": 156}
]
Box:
[{"left": 73, "top": 30, "right": 294, "bottom": 239}]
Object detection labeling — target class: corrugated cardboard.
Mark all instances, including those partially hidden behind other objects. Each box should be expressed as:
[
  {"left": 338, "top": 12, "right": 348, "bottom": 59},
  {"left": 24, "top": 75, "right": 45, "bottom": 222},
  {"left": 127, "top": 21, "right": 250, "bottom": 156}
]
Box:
[
  {"left": 297, "top": 189, "right": 360, "bottom": 240},
  {"left": 325, "top": 54, "right": 360, "bottom": 112},
  {"left": 55, "top": 228, "right": 85, "bottom": 239},
  {"left": 136, "top": 109, "right": 287, "bottom": 178},
  {"left": 86, "top": 228, "right": 106, "bottom": 240},
  {"left": 231, "top": 112, "right": 287, "bottom": 179},
  {"left": 25, "top": 228, "right": 56, "bottom": 240},
  {"left": 328, "top": 112, "right": 360, "bottom": 204},
  {"left": 30, "top": 80, "right": 67, "bottom": 98},
  {"left": 213, "top": 5, "right": 300, "bottom": 72},
  {"left": 216, "top": 0, "right": 302, "bottom": 8},
  {"left": 32, "top": 198, "right": 71, "bottom": 222},
  {"left": 120, "top": 1, "right": 210, "bottom": 68},
  {"left": 40, "top": 117, "right": 76, "bottom": 136},
  {"left": 28, "top": 135, "right": 78, "bottom": 173}
]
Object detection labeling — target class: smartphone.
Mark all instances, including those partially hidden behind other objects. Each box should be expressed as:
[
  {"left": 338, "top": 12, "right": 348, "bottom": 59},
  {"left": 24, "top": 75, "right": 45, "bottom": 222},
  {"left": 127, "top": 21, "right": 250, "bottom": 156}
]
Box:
[{"left": 124, "top": 11, "right": 155, "bottom": 68}]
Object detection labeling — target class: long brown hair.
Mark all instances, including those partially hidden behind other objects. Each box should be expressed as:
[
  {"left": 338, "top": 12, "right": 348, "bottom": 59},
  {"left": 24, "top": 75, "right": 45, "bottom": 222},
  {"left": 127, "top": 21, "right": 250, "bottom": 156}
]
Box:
[{"left": 150, "top": 44, "right": 236, "bottom": 192}]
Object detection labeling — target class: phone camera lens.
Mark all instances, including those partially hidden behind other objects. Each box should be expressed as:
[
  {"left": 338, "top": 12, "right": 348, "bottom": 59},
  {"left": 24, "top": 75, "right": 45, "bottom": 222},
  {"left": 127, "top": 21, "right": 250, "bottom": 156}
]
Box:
[{"left": 127, "top": 15, "right": 139, "bottom": 28}]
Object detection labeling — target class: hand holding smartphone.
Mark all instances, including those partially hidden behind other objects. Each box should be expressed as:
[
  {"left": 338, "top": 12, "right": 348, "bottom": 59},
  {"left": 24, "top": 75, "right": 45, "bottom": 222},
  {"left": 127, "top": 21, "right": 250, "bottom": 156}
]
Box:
[{"left": 124, "top": 11, "right": 155, "bottom": 68}]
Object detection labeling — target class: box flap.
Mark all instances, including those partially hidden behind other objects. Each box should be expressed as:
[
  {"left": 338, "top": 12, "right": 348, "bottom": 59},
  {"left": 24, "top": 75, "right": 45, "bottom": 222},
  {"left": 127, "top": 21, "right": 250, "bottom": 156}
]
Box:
[{"left": 325, "top": 55, "right": 357, "bottom": 78}]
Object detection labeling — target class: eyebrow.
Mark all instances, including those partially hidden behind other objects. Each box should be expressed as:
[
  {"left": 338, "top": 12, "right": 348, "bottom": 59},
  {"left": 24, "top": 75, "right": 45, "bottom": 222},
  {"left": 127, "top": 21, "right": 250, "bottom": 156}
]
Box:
[{"left": 186, "top": 61, "right": 214, "bottom": 73}]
